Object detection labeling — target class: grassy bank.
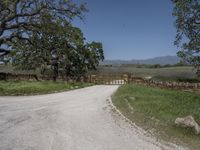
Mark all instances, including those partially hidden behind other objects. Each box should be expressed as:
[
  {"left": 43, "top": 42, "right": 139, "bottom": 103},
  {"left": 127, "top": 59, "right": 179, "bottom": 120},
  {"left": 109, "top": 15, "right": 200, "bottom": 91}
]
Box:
[
  {"left": 0, "top": 81, "right": 92, "bottom": 96},
  {"left": 112, "top": 84, "right": 200, "bottom": 149}
]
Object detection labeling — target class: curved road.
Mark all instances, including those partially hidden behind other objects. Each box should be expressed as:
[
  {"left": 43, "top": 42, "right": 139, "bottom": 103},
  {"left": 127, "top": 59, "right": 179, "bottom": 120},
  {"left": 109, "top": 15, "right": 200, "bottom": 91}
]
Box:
[{"left": 0, "top": 85, "right": 185, "bottom": 150}]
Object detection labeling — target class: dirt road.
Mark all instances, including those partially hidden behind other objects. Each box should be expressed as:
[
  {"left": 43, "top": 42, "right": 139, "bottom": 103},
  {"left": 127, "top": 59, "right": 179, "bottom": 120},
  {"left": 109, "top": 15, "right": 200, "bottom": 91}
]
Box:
[{"left": 0, "top": 85, "right": 185, "bottom": 150}]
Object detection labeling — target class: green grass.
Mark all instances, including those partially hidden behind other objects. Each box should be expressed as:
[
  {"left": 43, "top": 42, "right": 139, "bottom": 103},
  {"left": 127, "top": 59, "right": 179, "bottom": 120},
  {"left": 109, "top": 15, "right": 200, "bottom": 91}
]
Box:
[
  {"left": 112, "top": 84, "right": 200, "bottom": 149},
  {"left": 0, "top": 81, "right": 92, "bottom": 96}
]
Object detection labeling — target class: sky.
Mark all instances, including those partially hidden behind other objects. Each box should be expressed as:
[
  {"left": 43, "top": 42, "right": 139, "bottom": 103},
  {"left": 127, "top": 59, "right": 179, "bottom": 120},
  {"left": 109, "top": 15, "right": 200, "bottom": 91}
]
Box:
[{"left": 73, "top": 0, "right": 179, "bottom": 60}]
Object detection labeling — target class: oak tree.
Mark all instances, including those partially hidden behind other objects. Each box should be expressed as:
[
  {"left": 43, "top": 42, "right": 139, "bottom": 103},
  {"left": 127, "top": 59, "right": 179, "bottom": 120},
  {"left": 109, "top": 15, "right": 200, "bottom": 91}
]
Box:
[{"left": 172, "top": 0, "right": 200, "bottom": 74}]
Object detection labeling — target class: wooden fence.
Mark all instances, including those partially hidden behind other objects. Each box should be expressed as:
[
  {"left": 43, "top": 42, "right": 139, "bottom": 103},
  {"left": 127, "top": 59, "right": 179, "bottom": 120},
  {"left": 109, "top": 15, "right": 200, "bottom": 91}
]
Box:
[{"left": 0, "top": 72, "right": 38, "bottom": 81}]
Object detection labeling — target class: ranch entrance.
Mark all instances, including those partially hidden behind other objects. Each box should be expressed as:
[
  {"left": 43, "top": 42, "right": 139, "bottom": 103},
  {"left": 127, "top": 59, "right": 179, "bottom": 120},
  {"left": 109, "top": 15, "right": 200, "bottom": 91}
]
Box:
[{"left": 88, "top": 74, "right": 130, "bottom": 85}]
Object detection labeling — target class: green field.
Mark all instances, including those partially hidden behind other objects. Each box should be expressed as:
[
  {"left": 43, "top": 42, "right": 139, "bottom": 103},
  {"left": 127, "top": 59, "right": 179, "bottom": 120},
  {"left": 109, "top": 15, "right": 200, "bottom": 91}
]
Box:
[
  {"left": 112, "top": 84, "right": 200, "bottom": 150},
  {"left": 96, "top": 65, "right": 196, "bottom": 79},
  {"left": 0, "top": 81, "right": 92, "bottom": 96}
]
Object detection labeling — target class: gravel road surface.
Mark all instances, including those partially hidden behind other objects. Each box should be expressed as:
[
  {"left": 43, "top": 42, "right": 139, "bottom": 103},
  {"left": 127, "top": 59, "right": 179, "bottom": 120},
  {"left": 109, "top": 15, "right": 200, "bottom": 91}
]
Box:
[{"left": 0, "top": 85, "right": 186, "bottom": 150}]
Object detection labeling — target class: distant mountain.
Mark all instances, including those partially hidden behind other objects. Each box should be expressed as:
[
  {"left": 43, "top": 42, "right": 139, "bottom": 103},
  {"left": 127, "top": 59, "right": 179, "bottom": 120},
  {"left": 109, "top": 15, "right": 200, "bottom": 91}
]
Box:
[{"left": 101, "top": 56, "right": 181, "bottom": 65}]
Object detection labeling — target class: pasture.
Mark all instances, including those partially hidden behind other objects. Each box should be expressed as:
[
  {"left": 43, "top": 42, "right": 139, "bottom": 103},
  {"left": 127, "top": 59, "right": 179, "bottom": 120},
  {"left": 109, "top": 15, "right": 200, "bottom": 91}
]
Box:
[{"left": 96, "top": 65, "right": 197, "bottom": 81}]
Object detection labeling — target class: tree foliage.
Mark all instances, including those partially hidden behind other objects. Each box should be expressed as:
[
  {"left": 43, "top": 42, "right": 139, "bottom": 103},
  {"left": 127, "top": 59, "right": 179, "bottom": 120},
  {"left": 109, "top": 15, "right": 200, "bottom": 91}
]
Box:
[
  {"left": 12, "top": 20, "right": 104, "bottom": 80},
  {"left": 172, "top": 0, "right": 200, "bottom": 72},
  {"left": 0, "top": 0, "right": 87, "bottom": 56}
]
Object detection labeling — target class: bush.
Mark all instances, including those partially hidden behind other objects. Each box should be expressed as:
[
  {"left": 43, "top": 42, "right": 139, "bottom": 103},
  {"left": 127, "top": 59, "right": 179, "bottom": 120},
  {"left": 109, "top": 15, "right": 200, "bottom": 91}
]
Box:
[
  {"left": 196, "top": 69, "right": 200, "bottom": 77},
  {"left": 177, "top": 77, "right": 200, "bottom": 83},
  {"left": 149, "top": 64, "right": 161, "bottom": 68},
  {"left": 0, "top": 73, "right": 7, "bottom": 80}
]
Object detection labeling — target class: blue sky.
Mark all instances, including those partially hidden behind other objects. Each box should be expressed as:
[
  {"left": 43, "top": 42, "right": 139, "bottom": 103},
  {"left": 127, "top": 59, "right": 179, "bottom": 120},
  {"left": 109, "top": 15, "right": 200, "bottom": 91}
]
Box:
[{"left": 73, "top": 0, "right": 178, "bottom": 60}]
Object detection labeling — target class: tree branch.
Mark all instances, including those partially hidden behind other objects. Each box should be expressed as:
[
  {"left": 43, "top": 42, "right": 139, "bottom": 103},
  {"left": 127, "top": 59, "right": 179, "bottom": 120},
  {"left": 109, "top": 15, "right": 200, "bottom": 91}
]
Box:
[
  {"left": 2, "top": 2, "right": 46, "bottom": 26},
  {"left": 0, "top": 48, "right": 10, "bottom": 56},
  {"left": 5, "top": 22, "right": 41, "bottom": 30}
]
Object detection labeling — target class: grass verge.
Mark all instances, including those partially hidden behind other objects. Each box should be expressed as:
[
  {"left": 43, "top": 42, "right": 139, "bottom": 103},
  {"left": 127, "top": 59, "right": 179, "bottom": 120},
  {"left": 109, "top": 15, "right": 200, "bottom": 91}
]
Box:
[
  {"left": 0, "top": 81, "right": 92, "bottom": 96},
  {"left": 112, "top": 84, "right": 200, "bottom": 150}
]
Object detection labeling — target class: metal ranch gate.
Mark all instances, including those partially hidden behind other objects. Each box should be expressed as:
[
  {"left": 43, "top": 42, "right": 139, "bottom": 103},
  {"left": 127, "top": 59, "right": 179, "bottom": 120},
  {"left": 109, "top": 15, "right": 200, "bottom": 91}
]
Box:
[{"left": 88, "top": 74, "right": 129, "bottom": 85}]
